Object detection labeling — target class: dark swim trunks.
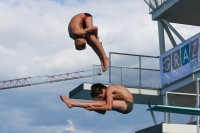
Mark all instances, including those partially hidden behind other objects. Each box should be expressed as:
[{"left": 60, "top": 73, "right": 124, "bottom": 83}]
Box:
[
  {"left": 83, "top": 13, "right": 92, "bottom": 20},
  {"left": 112, "top": 100, "right": 133, "bottom": 114},
  {"left": 123, "top": 100, "right": 134, "bottom": 114}
]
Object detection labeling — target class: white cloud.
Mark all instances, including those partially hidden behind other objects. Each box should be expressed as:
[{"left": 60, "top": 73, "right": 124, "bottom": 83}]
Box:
[
  {"left": 15, "top": 65, "right": 29, "bottom": 76},
  {"left": 0, "top": 108, "right": 92, "bottom": 133},
  {"left": 37, "top": 120, "right": 77, "bottom": 133},
  {"left": 0, "top": 45, "right": 16, "bottom": 57},
  {"left": 56, "top": 120, "right": 93, "bottom": 133},
  {"left": 32, "top": 48, "right": 95, "bottom": 73}
]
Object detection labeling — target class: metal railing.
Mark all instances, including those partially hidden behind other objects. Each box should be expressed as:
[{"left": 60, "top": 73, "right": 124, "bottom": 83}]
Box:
[
  {"left": 93, "top": 52, "right": 162, "bottom": 89},
  {"left": 144, "top": 0, "right": 171, "bottom": 13}
]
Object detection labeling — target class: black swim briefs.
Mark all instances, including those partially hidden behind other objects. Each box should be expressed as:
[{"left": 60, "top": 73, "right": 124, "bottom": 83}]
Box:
[
  {"left": 112, "top": 100, "right": 133, "bottom": 114},
  {"left": 123, "top": 100, "right": 133, "bottom": 114}
]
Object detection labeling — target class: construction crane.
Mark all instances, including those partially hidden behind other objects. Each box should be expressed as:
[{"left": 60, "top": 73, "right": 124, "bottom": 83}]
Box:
[{"left": 0, "top": 68, "right": 101, "bottom": 90}]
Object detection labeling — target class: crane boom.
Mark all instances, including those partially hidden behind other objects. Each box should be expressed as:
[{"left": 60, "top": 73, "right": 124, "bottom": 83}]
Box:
[{"left": 0, "top": 69, "right": 101, "bottom": 90}]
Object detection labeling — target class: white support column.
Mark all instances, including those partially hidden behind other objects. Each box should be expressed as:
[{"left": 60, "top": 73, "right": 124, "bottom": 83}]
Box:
[
  {"left": 196, "top": 79, "right": 200, "bottom": 133},
  {"left": 189, "top": 102, "right": 197, "bottom": 123},
  {"left": 163, "top": 94, "right": 167, "bottom": 123},
  {"left": 165, "top": 92, "right": 170, "bottom": 123}
]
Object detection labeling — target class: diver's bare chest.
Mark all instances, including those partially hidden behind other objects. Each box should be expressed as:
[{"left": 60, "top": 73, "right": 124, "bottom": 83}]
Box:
[{"left": 113, "top": 94, "right": 124, "bottom": 100}]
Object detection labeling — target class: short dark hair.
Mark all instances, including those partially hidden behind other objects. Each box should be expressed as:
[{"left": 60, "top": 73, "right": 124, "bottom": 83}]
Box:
[
  {"left": 90, "top": 83, "right": 107, "bottom": 98},
  {"left": 75, "top": 39, "right": 86, "bottom": 50}
]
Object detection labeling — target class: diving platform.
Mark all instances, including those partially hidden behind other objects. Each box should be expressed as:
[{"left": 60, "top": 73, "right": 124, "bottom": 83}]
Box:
[
  {"left": 150, "top": 0, "right": 200, "bottom": 26},
  {"left": 69, "top": 69, "right": 200, "bottom": 105},
  {"left": 135, "top": 0, "right": 200, "bottom": 133},
  {"left": 147, "top": 105, "right": 200, "bottom": 116}
]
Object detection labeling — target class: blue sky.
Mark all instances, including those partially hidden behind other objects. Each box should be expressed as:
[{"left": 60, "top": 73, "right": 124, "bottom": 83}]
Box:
[{"left": 0, "top": 0, "right": 200, "bottom": 133}]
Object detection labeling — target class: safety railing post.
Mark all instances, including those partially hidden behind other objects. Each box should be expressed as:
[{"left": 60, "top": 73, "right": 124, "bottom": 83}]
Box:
[
  {"left": 196, "top": 79, "right": 200, "bottom": 133},
  {"left": 109, "top": 52, "right": 111, "bottom": 84}
]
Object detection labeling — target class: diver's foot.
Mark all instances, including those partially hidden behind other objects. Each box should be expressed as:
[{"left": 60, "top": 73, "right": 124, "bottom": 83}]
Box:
[
  {"left": 102, "top": 57, "right": 109, "bottom": 72},
  {"left": 60, "top": 95, "right": 73, "bottom": 108}
]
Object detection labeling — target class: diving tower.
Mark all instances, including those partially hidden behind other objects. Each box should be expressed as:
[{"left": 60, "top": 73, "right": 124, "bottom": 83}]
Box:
[{"left": 139, "top": 0, "right": 200, "bottom": 133}]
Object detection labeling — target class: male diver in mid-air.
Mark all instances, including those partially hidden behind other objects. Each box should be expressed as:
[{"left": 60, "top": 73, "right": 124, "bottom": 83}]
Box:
[
  {"left": 68, "top": 13, "right": 109, "bottom": 72},
  {"left": 60, "top": 83, "right": 134, "bottom": 114}
]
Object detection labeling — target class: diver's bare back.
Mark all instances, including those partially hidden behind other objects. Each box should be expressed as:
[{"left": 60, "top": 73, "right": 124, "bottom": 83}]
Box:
[
  {"left": 110, "top": 85, "right": 133, "bottom": 102},
  {"left": 68, "top": 13, "right": 84, "bottom": 39}
]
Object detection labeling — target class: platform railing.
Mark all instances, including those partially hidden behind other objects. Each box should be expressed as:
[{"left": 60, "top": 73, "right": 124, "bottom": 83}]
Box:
[
  {"left": 93, "top": 52, "right": 161, "bottom": 89},
  {"left": 144, "top": 0, "right": 171, "bottom": 13},
  {"left": 93, "top": 65, "right": 161, "bottom": 89},
  {"left": 94, "top": 55, "right": 161, "bottom": 88}
]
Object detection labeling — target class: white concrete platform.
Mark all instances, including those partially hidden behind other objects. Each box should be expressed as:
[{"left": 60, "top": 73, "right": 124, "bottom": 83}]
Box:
[
  {"left": 135, "top": 123, "right": 197, "bottom": 133},
  {"left": 69, "top": 83, "right": 163, "bottom": 105}
]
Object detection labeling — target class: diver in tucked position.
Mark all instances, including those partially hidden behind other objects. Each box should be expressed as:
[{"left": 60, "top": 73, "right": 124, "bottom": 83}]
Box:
[
  {"left": 68, "top": 13, "right": 109, "bottom": 72},
  {"left": 60, "top": 83, "right": 134, "bottom": 114}
]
